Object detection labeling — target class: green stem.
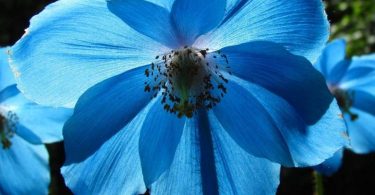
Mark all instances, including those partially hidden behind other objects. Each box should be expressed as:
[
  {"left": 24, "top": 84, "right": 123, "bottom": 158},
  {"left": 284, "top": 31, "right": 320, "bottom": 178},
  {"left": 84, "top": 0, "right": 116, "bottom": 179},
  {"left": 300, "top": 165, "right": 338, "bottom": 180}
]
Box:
[{"left": 313, "top": 171, "right": 324, "bottom": 195}]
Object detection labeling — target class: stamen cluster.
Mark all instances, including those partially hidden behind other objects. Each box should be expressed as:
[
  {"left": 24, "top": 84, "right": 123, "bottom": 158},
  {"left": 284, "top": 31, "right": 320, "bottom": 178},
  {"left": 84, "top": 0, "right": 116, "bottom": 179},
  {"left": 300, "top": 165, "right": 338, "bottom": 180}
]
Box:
[
  {"left": 0, "top": 111, "right": 18, "bottom": 149},
  {"left": 332, "top": 88, "right": 358, "bottom": 121},
  {"left": 144, "top": 47, "right": 230, "bottom": 118}
]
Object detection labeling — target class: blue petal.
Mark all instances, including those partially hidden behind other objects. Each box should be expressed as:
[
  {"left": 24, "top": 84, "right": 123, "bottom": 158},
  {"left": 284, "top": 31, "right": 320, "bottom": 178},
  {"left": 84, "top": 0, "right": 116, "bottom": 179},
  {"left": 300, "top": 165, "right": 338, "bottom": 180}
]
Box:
[
  {"left": 0, "top": 48, "right": 15, "bottom": 92},
  {"left": 351, "top": 54, "right": 375, "bottom": 67},
  {"left": 0, "top": 135, "right": 49, "bottom": 195},
  {"left": 146, "top": 0, "right": 175, "bottom": 10},
  {"left": 150, "top": 116, "right": 205, "bottom": 194},
  {"left": 139, "top": 96, "right": 186, "bottom": 186},
  {"left": 346, "top": 108, "right": 375, "bottom": 154},
  {"left": 149, "top": 0, "right": 241, "bottom": 13},
  {"left": 151, "top": 112, "right": 280, "bottom": 194},
  {"left": 341, "top": 72, "right": 375, "bottom": 96},
  {"left": 339, "top": 55, "right": 375, "bottom": 95},
  {"left": 62, "top": 110, "right": 149, "bottom": 195},
  {"left": 224, "top": 0, "right": 246, "bottom": 18},
  {"left": 64, "top": 66, "right": 151, "bottom": 163},
  {"left": 314, "top": 39, "right": 347, "bottom": 78},
  {"left": 107, "top": 0, "right": 180, "bottom": 48},
  {"left": 209, "top": 113, "right": 281, "bottom": 194},
  {"left": 314, "top": 149, "right": 344, "bottom": 176},
  {"left": 0, "top": 85, "right": 18, "bottom": 103},
  {"left": 171, "top": 0, "right": 226, "bottom": 45},
  {"left": 219, "top": 41, "right": 333, "bottom": 124},
  {"left": 340, "top": 66, "right": 374, "bottom": 85},
  {"left": 340, "top": 54, "right": 375, "bottom": 85},
  {"left": 10, "top": 0, "right": 169, "bottom": 108},
  {"left": 351, "top": 90, "right": 375, "bottom": 116},
  {"left": 225, "top": 0, "right": 241, "bottom": 12},
  {"left": 194, "top": 0, "right": 329, "bottom": 62},
  {"left": 1, "top": 85, "right": 72, "bottom": 144},
  {"left": 214, "top": 78, "right": 347, "bottom": 167}
]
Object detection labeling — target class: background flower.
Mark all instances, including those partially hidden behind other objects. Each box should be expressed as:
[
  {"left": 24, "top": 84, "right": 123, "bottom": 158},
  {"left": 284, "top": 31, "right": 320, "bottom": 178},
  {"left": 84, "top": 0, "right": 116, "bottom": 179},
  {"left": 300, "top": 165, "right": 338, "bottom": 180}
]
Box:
[
  {"left": 0, "top": 48, "right": 72, "bottom": 194},
  {"left": 313, "top": 39, "right": 375, "bottom": 175}
]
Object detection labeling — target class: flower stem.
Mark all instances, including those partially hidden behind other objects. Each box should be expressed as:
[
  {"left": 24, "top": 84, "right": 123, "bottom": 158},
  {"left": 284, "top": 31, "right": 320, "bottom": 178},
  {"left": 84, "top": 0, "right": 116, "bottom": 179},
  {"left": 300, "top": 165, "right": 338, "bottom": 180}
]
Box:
[{"left": 313, "top": 171, "right": 324, "bottom": 195}]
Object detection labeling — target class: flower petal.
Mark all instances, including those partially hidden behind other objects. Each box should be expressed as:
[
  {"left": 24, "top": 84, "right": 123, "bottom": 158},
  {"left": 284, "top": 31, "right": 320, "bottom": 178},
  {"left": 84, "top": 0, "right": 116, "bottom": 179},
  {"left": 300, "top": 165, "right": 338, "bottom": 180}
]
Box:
[
  {"left": 139, "top": 97, "right": 186, "bottom": 186},
  {"left": 314, "top": 39, "right": 347, "bottom": 78},
  {"left": 107, "top": 0, "right": 180, "bottom": 48},
  {"left": 339, "top": 59, "right": 375, "bottom": 95},
  {"left": 10, "top": 0, "right": 168, "bottom": 107},
  {"left": 150, "top": 117, "right": 204, "bottom": 194},
  {"left": 151, "top": 112, "right": 280, "bottom": 194},
  {"left": 219, "top": 41, "right": 333, "bottom": 124},
  {"left": 334, "top": 53, "right": 375, "bottom": 91},
  {"left": 195, "top": 0, "right": 329, "bottom": 62},
  {"left": 62, "top": 110, "right": 149, "bottom": 195},
  {"left": 341, "top": 71, "right": 375, "bottom": 96},
  {"left": 351, "top": 54, "right": 375, "bottom": 68},
  {"left": 314, "top": 149, "right": 344, "bottom": 176},
  {"left": 146, "top": 0, "right": 175, "bottom": 10},
  {"left": 64, "top": 66, "right": 151, "bottom": 163},
  {"left": 351, "top": 90, "right": 375, "bottom": 116},
  {"left": 345, "top": 108, "right": 375, "bottom": 154},
  {"left": 0, "top": 135, "right": 49, "bottom": 195},
  {"left": 209, "top": 113, "right": 281, "bottom": 194},
  {"left": 1, "top": 85, "right": 72, "bottom": 144},
  {"left": 224, "top": 0, "right": 245, "bottom": 16},
  {"left": 213, "top": 78, "right": 347, "bottom": 167},
  {"left": 0, "top": 48, "right": 15, "bottom": 92},
  {"left": 171, "top": 0, "right": 226, "bottom": 45}
]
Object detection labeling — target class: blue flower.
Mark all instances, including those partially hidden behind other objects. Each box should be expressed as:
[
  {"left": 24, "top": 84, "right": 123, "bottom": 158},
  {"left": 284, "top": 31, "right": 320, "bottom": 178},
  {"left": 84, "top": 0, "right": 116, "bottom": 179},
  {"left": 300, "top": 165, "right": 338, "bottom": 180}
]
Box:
[
  {"left": 314, "top": 39, "right": 375, "bottom": 175},
  {"left": 0, "top": 48, "right": 72, "bottom": 194},
  {"left": 10, "top": 0, "right": 347, "bottom": 194}
]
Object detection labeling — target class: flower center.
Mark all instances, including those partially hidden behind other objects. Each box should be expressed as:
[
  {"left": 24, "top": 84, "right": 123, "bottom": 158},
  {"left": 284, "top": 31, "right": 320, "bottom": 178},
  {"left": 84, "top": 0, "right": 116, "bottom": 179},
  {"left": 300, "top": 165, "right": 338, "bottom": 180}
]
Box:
[
  {"left": 330, "top": 87, "right": 358, "bottom": 121},
  {"left": 144, "top": 47, "right": 230, "bottom": 118},
  {"left": 0, "top": 111, "right": 18, "bottom": 149}
]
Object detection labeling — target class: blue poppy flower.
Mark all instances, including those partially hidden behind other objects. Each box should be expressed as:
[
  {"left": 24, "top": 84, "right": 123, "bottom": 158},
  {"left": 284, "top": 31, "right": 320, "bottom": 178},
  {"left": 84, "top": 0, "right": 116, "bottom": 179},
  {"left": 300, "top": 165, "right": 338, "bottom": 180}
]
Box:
[
  {"left": 0, "top": 48, "right": 72, "bottom": 194},
  {"left": 314, "top": 39, "right": 375, "bottom": 175},
  {"left": 10, "top": 0, "right": 347, "bottom": 194}
]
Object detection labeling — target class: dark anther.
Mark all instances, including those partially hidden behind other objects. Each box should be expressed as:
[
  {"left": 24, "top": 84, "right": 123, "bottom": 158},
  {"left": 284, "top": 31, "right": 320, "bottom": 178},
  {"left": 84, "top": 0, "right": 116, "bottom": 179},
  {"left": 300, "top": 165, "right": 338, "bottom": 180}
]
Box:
[
  {"left": 200, "top": 50, "right": 207, "bottom": 58},
  {"left": 145, "top": 69, "right": 150, "bottom": 77},
  {"left": 144, "top": 85, "right": 151, "bottom": 92}
]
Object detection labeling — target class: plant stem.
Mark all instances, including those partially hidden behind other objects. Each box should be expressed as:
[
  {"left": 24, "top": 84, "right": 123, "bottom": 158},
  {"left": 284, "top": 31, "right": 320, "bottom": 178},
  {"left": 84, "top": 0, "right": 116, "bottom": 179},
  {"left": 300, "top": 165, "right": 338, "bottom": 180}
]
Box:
[{"left": 313, "top": 171, "right": 324, "bottom": 195}]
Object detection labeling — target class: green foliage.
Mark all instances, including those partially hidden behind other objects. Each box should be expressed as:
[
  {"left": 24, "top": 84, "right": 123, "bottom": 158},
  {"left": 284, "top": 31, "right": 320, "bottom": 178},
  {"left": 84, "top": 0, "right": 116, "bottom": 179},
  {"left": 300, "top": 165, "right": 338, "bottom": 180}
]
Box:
[{"left": 326, "top": 0, "right": 375, "bottom": 56}]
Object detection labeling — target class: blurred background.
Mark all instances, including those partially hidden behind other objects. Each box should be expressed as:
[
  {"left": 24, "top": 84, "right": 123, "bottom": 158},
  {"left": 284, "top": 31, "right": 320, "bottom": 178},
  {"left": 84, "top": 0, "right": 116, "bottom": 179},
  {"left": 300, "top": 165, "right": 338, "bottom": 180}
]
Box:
[{"left": 0, "top": 0, "right": 374, "bottom": 194}]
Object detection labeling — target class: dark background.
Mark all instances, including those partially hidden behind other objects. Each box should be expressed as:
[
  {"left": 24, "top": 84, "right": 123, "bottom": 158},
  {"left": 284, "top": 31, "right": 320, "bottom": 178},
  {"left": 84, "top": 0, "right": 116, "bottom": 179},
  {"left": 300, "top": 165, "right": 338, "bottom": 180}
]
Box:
[{"left": 1, "top": 0, "right": 374, "bottom": 194}]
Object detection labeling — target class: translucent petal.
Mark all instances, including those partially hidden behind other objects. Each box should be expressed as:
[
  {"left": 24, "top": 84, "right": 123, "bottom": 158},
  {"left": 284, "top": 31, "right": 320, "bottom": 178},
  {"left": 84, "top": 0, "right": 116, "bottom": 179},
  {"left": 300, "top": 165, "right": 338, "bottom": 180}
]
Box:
[
  {"left": 139, "top": 96, "right": 186, "bottom": 185},
  {"left": 0, "top": 135, "right": 49, "bottom": 195},
  {"left": 10, "top": 0, "right": 168, "bottom": 107},
  {"left": 171, "top": 0, "right": 226, "bottom": 45},
  {"left": 218, "top": 41, "right": 333, "bottom": 124},
  {"left": 1, "top": 85, "right": 72, "bottom": 144},
  {"left": 64, "top": 66, "right": 151, "bottom": 163},
  {"left": 0, "top": 48, "right": 15, "bottom": 92},
  {"left": 62, "top": 109, "right": 151, "bottom": 195},
  {"left": 108, "top": 0, "right": 180, "bottom": 48},
  {"left": 195, "top": 0, "right": 329, "bottom": 62},
  {"left": 214, "top": 78, "right": 347, "bottom": 167}
]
